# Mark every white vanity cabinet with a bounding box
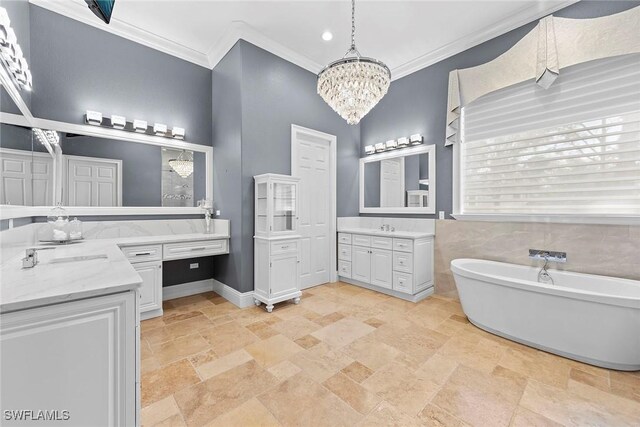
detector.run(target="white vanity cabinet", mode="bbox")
[121,244,164,320]
[254,174,302,312]
[0,291,138,426]
[338,231,434,302]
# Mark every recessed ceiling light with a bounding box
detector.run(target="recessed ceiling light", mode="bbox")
[322,31,333,41]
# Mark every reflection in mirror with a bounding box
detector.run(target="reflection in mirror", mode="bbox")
[0,123,206,207]
[0,122,52,206]
[363,152,430,208]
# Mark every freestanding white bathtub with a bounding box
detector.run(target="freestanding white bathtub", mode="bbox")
[451,259,640,371]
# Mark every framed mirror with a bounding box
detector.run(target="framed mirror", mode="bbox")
[0,113,212,219]
[359,144,436,214]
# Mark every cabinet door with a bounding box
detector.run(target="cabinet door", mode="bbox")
[1,292,137,426]
[134,261,162,314]
[271,181,297,234]
[351,246,371,283]
[370,249,393,289]
[270,253,299,298]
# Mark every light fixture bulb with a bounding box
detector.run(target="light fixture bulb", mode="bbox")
[172,127,185,139]
[364,145,375,155]
[86,110,103,126]
[154,123,167,136]
[111,115,126,130]
[133,119,147,133]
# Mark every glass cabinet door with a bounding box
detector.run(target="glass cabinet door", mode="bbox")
[256,182,268,234]
[272,182,296,232]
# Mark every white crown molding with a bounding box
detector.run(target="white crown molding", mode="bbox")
[390,0,580,80]
[28,0,579,80]
[205,21,323,73]
[29,0,211,68]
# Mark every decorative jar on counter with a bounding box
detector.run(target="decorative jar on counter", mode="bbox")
[47,204,69,242]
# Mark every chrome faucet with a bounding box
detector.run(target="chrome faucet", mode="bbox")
[379,224,395,232]
[529,249,567,285]
[22,247,55,268]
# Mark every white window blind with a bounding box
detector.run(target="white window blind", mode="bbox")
[460,54,640,215]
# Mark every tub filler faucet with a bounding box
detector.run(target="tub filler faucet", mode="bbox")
[529,249,567,285]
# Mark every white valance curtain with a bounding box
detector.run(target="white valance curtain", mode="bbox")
[446,6,640,146]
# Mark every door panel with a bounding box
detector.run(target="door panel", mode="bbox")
[293,128,334,288]
[380,157,405,207]
[270,253,299,297]
[67,157,120,207]
[351,246,371,283]
[371,249,393,289]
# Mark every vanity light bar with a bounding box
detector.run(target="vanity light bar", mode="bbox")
[366,134,424,155]
[133,119,147,133]
[409,134,423,145]
[83,110,186,139]
[111,115,126,130]
[0,7,33,91]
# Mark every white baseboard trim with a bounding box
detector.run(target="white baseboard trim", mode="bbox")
[163,279,215,301]
[339,276,434,303]
[211,279,255,308]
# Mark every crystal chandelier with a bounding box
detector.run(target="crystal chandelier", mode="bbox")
[317,0,391,125]
[168,150,194,178]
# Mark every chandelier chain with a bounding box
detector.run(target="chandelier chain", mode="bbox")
[351,0,356,50]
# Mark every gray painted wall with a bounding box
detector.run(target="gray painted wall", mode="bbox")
[212,40,361,293]
[0,0,31,110]
[28,4,212,147]
[211,43,244,292]
[1,87,22,115]
[359,0,640,219]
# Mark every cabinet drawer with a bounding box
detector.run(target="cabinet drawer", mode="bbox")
[352,234,372,247]
[338,260,352,278]
[121,244,163,263]
[338,233,352,244]
[163,239,228,260]
[393,238,413,253]
[270,240,298,255]
[393,251,413,273]
[371,236,392,250]
[393,271,413,294]
[338,244,352,261]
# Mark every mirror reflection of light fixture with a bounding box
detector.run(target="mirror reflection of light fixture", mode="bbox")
[0,7,32,91]
[86,110,102,125]
[154,123,167,136]
[364,145,375,155]
[33,128,59,147]
[410,134,423,145]
[374,142,386,152]
[111,115,126,129]
[168,150,194,178]
[385,139,397,150]
[133,119,147,132]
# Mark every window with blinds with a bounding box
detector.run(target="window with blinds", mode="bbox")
[459,53,640,216]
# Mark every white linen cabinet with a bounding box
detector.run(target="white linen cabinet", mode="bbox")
[254,173,302,312]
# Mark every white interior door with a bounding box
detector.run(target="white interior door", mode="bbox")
[292,125,336,289]
[0,149,53,206]
[380,157,405,207]
[66,156,122,207]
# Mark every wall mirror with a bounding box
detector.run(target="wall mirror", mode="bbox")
[360,144,436,214]
[0,122,207,208]
[0,113,212,219]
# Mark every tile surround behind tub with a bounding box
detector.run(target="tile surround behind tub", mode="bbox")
[434,220,640,296]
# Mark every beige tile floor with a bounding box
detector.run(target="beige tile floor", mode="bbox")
[140,282,640,427]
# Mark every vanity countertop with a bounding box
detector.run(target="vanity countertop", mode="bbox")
[0,232,230,314]
[337,227,434,239]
